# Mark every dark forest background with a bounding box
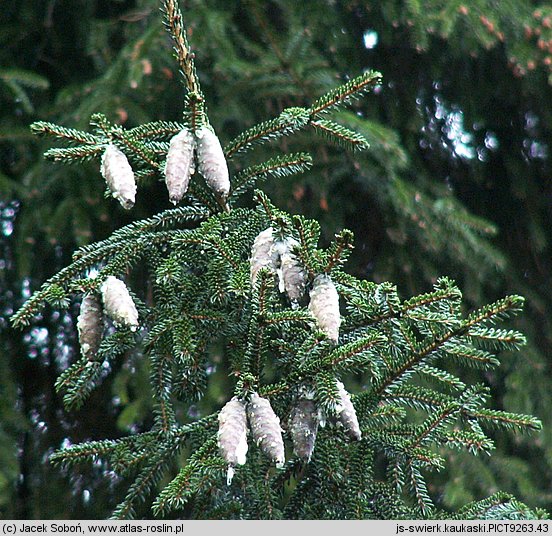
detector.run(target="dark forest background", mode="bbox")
[1,0,551,519]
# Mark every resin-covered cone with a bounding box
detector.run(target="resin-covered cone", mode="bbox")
[100,144,136,209]
[164,128,195,205]
[336,381,361,441]
[100,276,139,331]
[247,393,285,468]
[308,274,341,343]
[196,126,230,200]
[77,293,103,361]
[289,398,319,462]
[250,227,278,286]
[218,397,248,484]
[276,237,307,303]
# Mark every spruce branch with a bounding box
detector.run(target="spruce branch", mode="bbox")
[443,342,500,369]
[44,145,104,164]
[231,153,313,198]
[443,430,495,455]
[415,365,466,392]
[464,409,542,433]
[309,71,382,117]
[55,358,104,411]
[311,119,370,151]
[324,229,355,273]
[162,0,205,128]
[408,403,460,449]
[312,333,382,372]
[111,129,161,170]
[407,461,434,516]
[127,121,184,140]
[111,439,182,520]
[381,385,456,414]
[72,204,208,260]
[12,0,545,519]
[152,438,219,517]
[224,107,311,158]
[242,269,273,379]
[30,121,101,144]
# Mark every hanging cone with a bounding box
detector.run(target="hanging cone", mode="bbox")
[164,128,195,205]
[247,393,285,468]
[276,237,307,303]
[336,380,362,441]
[100,276,139,331]
[196,126,230,201]
[250,227,278,286]
[308,274,341,343]
[77,293,103,361]
[218,397,248,484]
[289,398,319,462]
[100,144,136,210]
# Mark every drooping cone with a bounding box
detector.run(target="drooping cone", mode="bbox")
[308,274,341,343]
[289,398,319,462]
[250,227,278,286]
[336,380,362,441]
[77,293,103,361]
[164,128,195,205]
[218,397,248,484]
[276,237,307,303]
[100,144,136,210]
[100,276,139,331]
[196,126,230,201]
[247,393,285,468]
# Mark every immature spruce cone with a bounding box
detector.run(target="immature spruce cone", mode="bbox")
[218,397,248,484]
[308,274,341,343]
[250,227,277,286]
[77,293,103,361]
[100,276,139,331]
[196,126,230,200]
[289,398,319,462]
[336,380,362,441]
[164,128,195,205]
[247,393,285,468]
[276,237,307,303]
[100,144,136,210]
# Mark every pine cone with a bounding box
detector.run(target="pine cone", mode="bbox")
[289,398,319,462]
[100,144,136,210]
[164,128,195,205]
[336,380,362,441]
[100,276,139,331]
[196,126,230,200]
[247,393,285,468]
[308,274,341,343]
[250,227,278,286]
[218,397,248,484]
[77,293,103,361]
[276,237,306,303]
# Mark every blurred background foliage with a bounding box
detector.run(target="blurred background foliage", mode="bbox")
[1,0,551,519]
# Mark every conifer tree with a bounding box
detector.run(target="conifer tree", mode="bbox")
[9,0,549,520]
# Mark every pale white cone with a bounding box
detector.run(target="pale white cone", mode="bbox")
[218,397,248,484]
[308,274,341,343]
[250,227,278,286]
[247,393,285,468]
[100,276,139,331]
[336,380,362,441]
[100,144,136,210]
[164,128,195,205]
[196,126,230,200]
[276,237,306,303]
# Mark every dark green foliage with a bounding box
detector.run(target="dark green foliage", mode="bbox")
[10,1,547,520]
